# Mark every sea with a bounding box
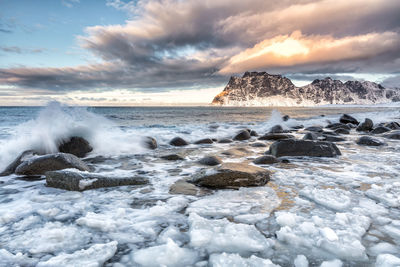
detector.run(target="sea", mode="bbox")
[0,102,400,266]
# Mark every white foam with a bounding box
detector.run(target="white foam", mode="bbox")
[209,253,280,267]
[375,254,400,267]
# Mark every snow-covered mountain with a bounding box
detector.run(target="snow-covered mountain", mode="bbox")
[212,72,400,106]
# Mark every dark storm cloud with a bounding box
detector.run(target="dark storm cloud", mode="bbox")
[1,0,400,93]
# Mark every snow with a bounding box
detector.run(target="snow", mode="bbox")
[209,253,280,267]
[299,187,351,211]
[78,178,98,190]
[375,254,400,267]
[37,241,118,267]
[319,259,342,267]
[0,249,38,267]
[294,255,308,267]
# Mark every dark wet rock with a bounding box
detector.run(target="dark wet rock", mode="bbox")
[258,133,294,141]
[268,139,341,157]
[194,138,214,144]
[0,150,40,176]
[305,126,323,132]
[356,118,374,132]
[322,131,339,136]
[291,125,304,130]
[282,115,290,121]
[253,155,279,165]
[170,137,189,146]
[250,142,267,147]
[143,137,158,149]
[383,130,400,140]
[249,130,258,137]
[16,175,44,181]
[323,135,346,142]
[303,132,319,140]
[334,128,350,135]
[371,126,392,134]
[191,163,270,189]
[326,123,349,130]
[14,153,90,176]
[280,159,291,163]
[356,136,385,146]
[217,138,233,144]
[198,156,222,166]
[347,123,358,128]
[383,122,400,130]
[169,179,210,196]
[340,114,359,125]
[160,154,185,161]
[233,130,251,141]
[58,137,93,158]
[46,170,148,191]
[83,155,111,164]
[269,125,284,133]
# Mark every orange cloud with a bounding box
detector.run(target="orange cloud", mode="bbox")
[219,31,400,74]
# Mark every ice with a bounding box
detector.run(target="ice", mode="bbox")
[188,213,273,255]
[319,259,342,267]
[321,227,338,242]
[132,239,199,267]
[294,255,309,267]
[209,253,280,267]
[368,242,399,256]
[376,254,400,267]
[276,212,298,227]
[299,187,351,211]
[37,241,118,267]
[0,249,38,267]
[365,183,400,207]
[79,178,98,190]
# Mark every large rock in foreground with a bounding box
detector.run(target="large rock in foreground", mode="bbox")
[0,150,40,176]
[268,139,341,157]
[58,136,93,157]
[15,153,90,175]
[191,163,270,189]
[46,170,148,191]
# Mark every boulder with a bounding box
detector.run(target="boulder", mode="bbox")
[160,154,185,161]
[0,150,40,176]
[339,114,359,125]
[15,153,90,175]
[249,130,258,137]
[58,137,93,158]
[233,130,251,141]
[268,139,341,157]
[194,138,214,144]
[253,155,279,165]
[282,115,290,121]
[305,126,323,132]
[169,137,189,146]
[356,136,385,146]
[371,126,391,134]
[46,170,148,191]
[198,156,222,166]
[326,123,348,129]
[334,128,350,135]
[291,125,304,130]
[191,163,270,189]
[169,179,210,196]
[383,130,400,140]
[323,135,346,142]
[269,125,284,133]
[144,137,158,149]
[356,118,374,132]
[217,138,233,143]
[383,122,400,130]
[250,142,267,147]
[258,133,294,140]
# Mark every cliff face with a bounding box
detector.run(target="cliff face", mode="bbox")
[212,72,400,106]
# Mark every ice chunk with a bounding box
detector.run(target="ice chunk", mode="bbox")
[376,254,400,267]
[321,227,339,242]
[188,213,272,255]
[276,212,297,227]
[132,239,199,267]
[37,241,117,267]
[368,242,399,256]
[365,183,400,208]
[320,259,342,267]
[299,187,351,211]
[209,253,280,267]
[294,255,308,267]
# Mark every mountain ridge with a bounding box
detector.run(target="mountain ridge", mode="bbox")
[212,72,400,106]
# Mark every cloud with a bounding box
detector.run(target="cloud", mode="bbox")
[1,0,400,94]
[0,46,45,54]
[61,0,80,8]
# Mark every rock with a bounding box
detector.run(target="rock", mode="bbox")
[198,156,222,166]
[169,179,210,196]
[339,114,359,125]
[46,170,148,191]
[191,163,270,189]
[233,130,251,141]
[268,139,341,157]
[143,137,158,149]
[221,148,250,157]
[356,136,385,146]
[303,132,319,140]
[249,130,258,137]
[194,138,214,144]
[383,122,400,130]
[0,150,40,176]
[356,118,374,132]
[217,138,233,143]
[323,135,346,142]
[253,155,279,165]
[258,133,294,140]
[322,131,339,136]
[305,126,323,132]
[326,123,349,130]
[334,128,350,135]
[383,130,400,140]
[282,115,290,121]
[269,125,284,133]
[160,154,185,161]
[169,137,189,146]
[250,142,267,147]
[371,126,391,134]
[291,125,304,130]
[15,153,90,175]
[58,137,93,158]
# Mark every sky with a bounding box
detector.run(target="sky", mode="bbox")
[0,0,399,106]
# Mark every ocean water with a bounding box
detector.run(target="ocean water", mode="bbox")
[0,102,400,266]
